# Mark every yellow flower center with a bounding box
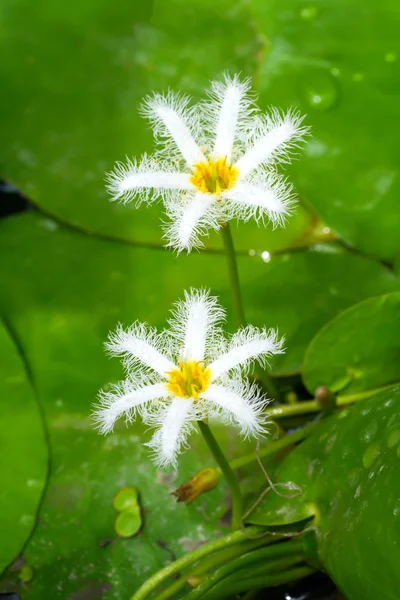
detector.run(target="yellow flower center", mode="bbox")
[166,360,211,399]
[190,157,239,196]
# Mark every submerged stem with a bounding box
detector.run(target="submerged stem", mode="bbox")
[185,540,305,599]
[131,526,264,600]
[220,223,280,401]
[198,420,242,530]
[155,536,273,600]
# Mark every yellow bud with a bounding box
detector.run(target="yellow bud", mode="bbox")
[172,468,220,504]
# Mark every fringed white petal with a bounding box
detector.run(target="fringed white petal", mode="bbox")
[222,174,295,228]
[164,192,220,252]
[146,398,195,468]
[235,110,308,177]
[106,154,194,205]
[202,382,267,437]
[168,289,226,362]
[211,75,252,161]
[106,323,176,377]
[209,326,284,380]
[142,92,205,167]
[94,382,168,434]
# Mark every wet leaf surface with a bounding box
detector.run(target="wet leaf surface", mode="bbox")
[302,292,400,395]
[0,322,48,574]
[247,388,400,600]
[253,0,400,261]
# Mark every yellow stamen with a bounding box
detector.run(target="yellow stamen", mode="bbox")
[190,156,239,197]
[166,360,211,399]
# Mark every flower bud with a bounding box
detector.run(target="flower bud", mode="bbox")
[172,468,220,504]
[315,386,336,414]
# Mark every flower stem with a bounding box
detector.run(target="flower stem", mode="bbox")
[130,526,264,600]
[220,223,280,401]
[198,420,243,530]
[184,540,304,599]
[220,223,246,327]
[193,565,315,600]
[155,536,272,600]
[265,382,396,420]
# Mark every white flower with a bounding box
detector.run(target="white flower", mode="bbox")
[94,289,284,468]
[107,74,308,252]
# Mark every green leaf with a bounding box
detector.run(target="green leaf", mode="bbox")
[252,0,400,261]
[112,486,139,512]
[115,505,142,538]
[246,388,400,600]
[240,247,400,374]
[0,320,48,574]
[302,292,400,395]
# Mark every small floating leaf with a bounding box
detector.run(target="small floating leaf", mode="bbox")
[18,565,33,583]
[112,487,139,512]
[115,506,142,539]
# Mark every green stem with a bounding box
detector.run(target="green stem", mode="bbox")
[155,536,273,600]
[220,222,280,401]
[131,526,264,600]
[227,420,319,472]
[198,420,242,530]
[220,223,246,327]
[185,540,304,600]
[265,382,396,420]
[195,566,315,600]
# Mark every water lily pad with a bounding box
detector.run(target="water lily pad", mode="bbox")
[302,292,400,395]
[115,506,142,538]
[112,487,139,512]
[0,321,48,574]
[246,387,400,600]
[253,0,400,261]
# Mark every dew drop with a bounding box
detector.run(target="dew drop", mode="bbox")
[385,51,397,63]
[348,468,361,488]
[352,72,365,83]
[393,499,400,517]
[331,67,341,77]
[261,250,271,263]
[387,429,400,449]
[361,421,378,443]
[362,442,380,469]
[302,73,338,111]
[300,4,318,19]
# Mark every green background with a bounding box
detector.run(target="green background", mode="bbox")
[1,0,399,596]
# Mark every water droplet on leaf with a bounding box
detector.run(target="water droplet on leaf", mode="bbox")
[385,51,397,63]
[261,250,271,263]
[362,442,380,469]
[352,72,365,82]
[300,4,318,19]
[387,429,400,449]
[302,73,338,111]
